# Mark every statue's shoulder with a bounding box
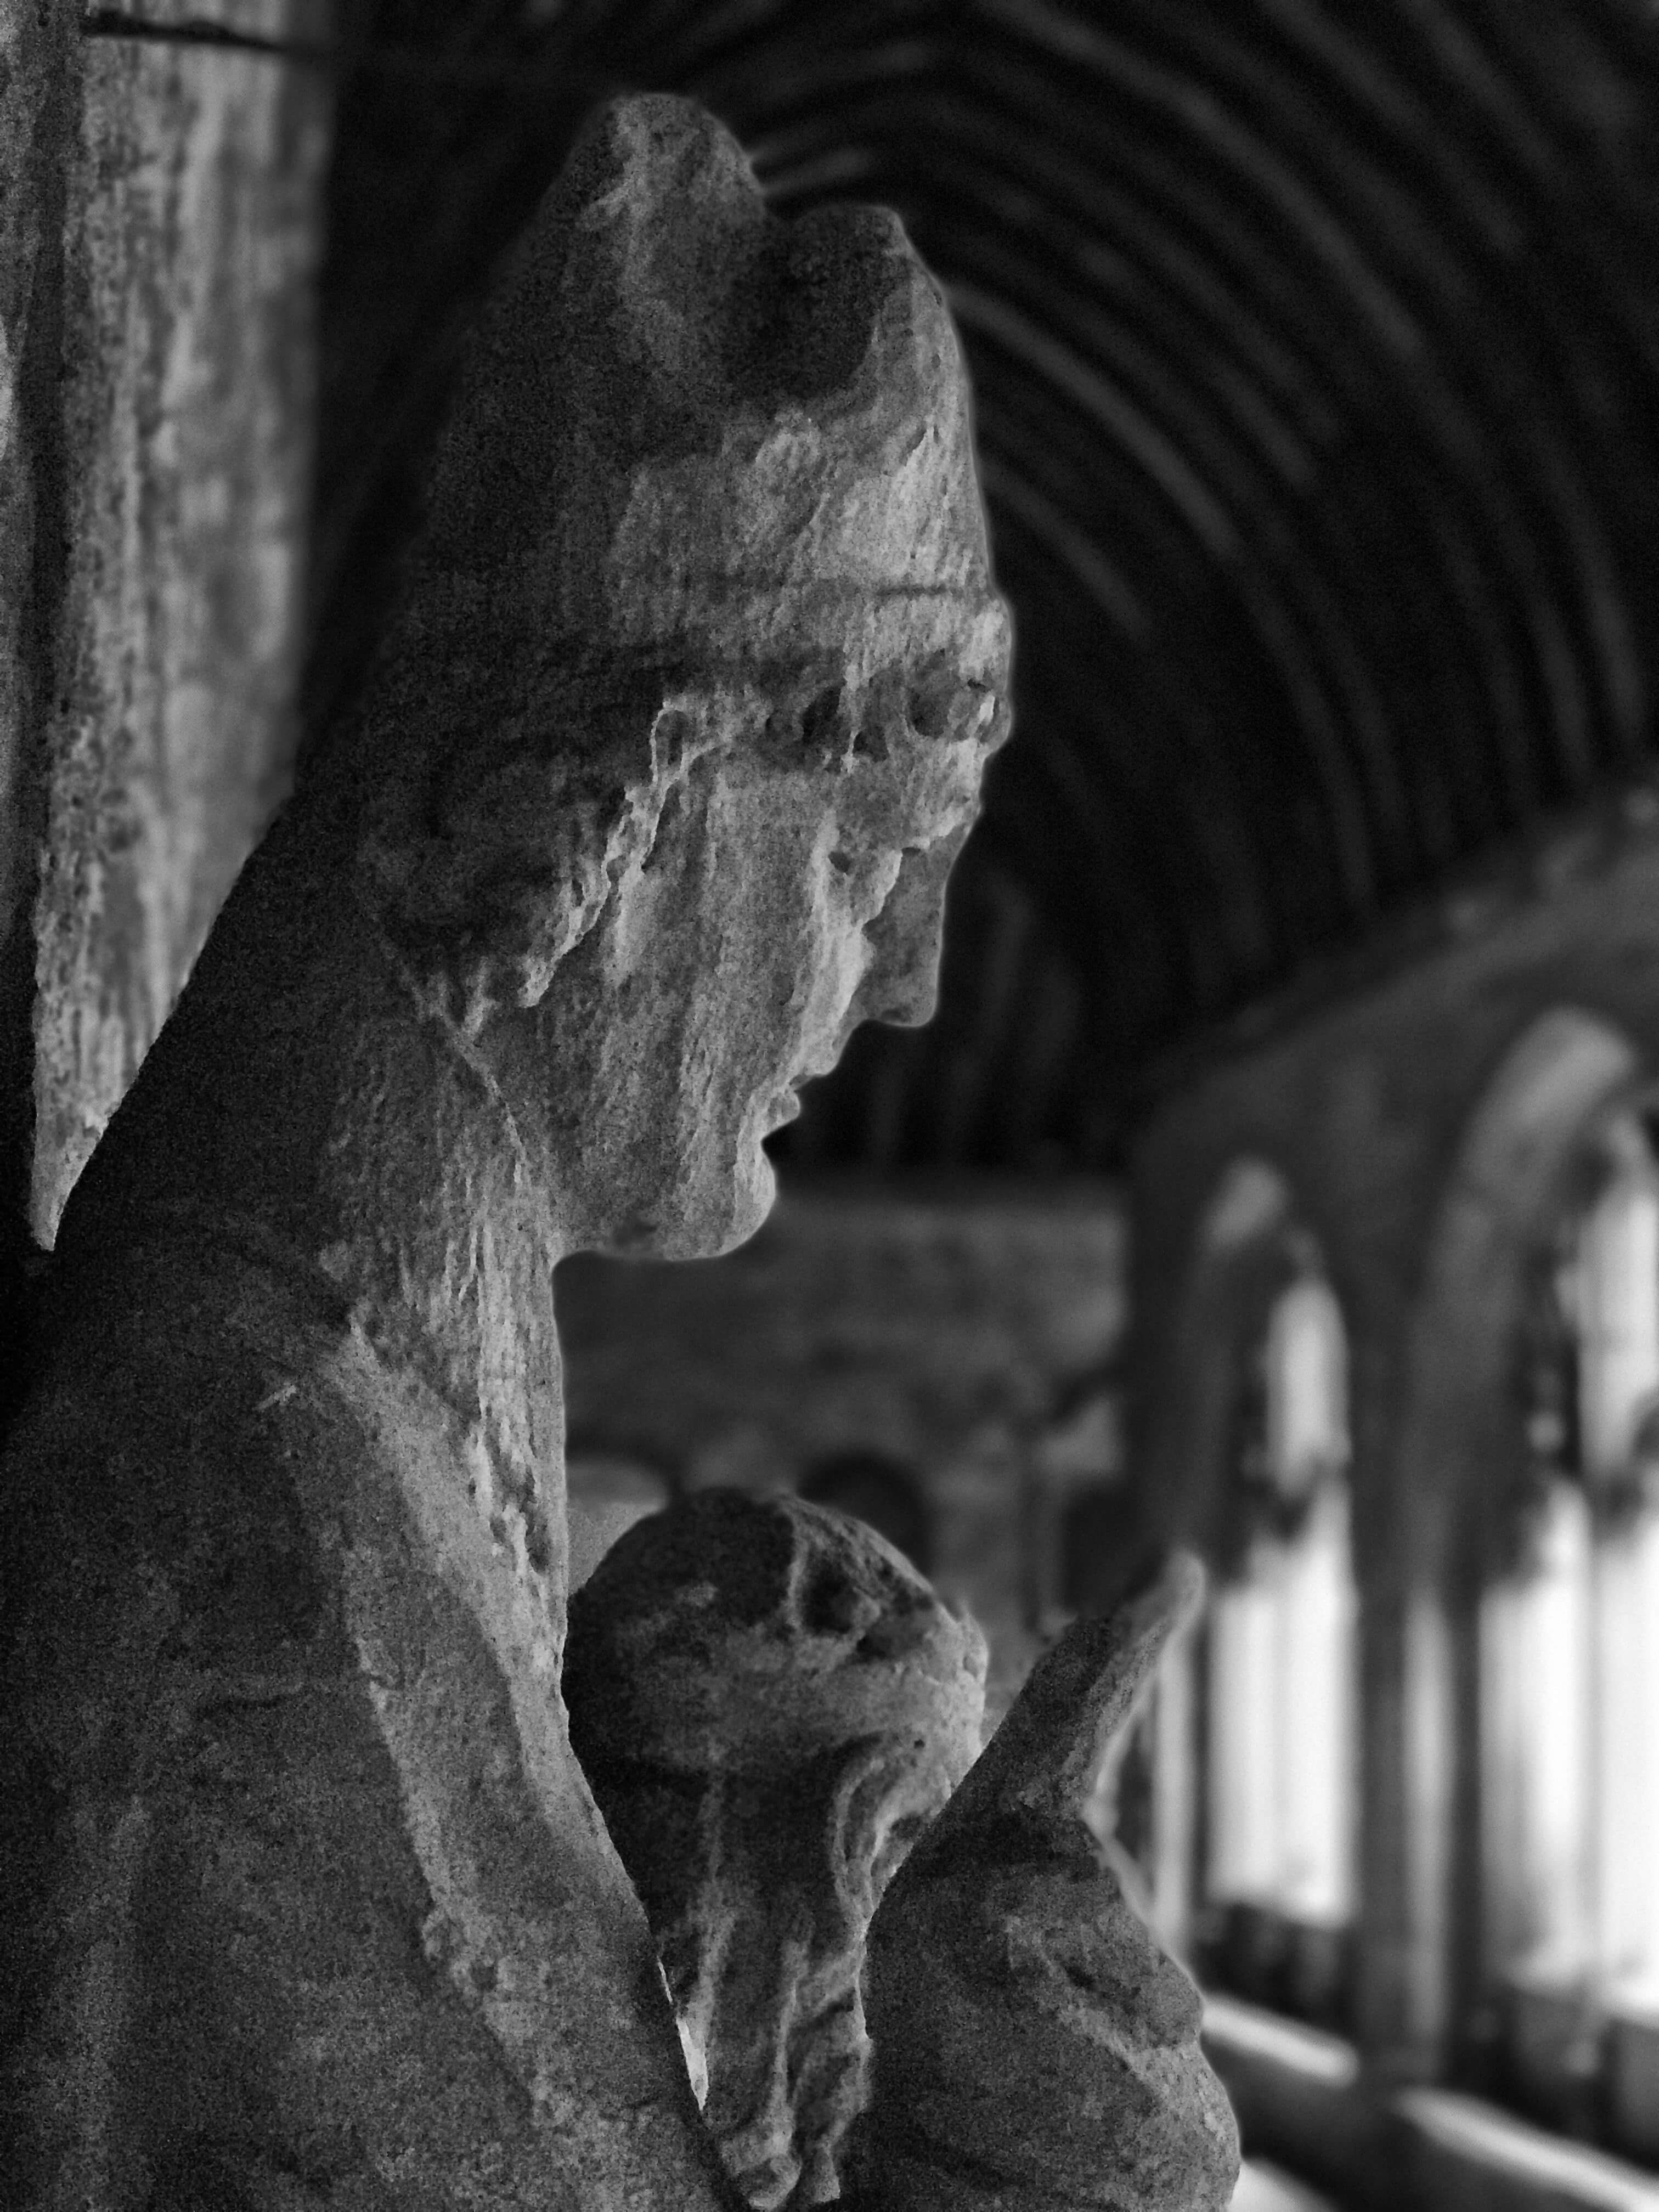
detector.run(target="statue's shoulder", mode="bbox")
[0,1230,373,1623]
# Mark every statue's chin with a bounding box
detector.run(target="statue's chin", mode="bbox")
[707,1139,778,1258]
[609,1137,776,1264]
[740,1139,780,1232]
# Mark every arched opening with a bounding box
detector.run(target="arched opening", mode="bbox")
[1197,1253,1359,2034]
[1480,1101,1659,2157]
[1111,1158,1361,2024]
[1392,1005,1658,2129]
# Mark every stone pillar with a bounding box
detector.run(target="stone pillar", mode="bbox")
[1350,1282,1455,2084]
[30,0,332,1239]
[0,0,73,1235]
[1353,1576,1457,2082]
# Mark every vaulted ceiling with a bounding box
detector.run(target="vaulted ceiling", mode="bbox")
[308,0,1659,1170]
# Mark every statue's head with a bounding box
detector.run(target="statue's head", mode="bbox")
[326,94,1012,1259]
[563,1488,987,2209]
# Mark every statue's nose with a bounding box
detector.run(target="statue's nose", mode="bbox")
[854,837,963,1032]
[859,945,941,1031]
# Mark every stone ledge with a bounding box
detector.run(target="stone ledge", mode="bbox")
[1203,1995,1376,2203]
[1392,2090,1659,2212]
[1232,2160,1340,2212]
[1202,1994,1659,2212]
[1205,1995,1363,2089]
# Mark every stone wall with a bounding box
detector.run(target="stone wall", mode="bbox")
[0,0,72,1238]
[556,1179,1127,1723]
[28,2,332,1239]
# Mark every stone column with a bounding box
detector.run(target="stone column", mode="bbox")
[30,0,332,1239]
[0,0,73,1236]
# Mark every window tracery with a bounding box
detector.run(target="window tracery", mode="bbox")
[1484,1108,1659,2155]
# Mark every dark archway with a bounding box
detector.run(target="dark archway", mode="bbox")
[798,1449,935,1577]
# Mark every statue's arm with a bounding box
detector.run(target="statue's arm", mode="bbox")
[856,1554,1242,2212]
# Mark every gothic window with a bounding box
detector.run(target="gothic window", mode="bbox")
[1197,1263,1359,2032]
[1483,1111,1659,2157]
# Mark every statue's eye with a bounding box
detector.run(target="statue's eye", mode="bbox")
[905,669,956,740]
[964,681,1003,740]
[651,706,693,772]
[763,680,850,762]
[799,685,844,751]
[800,1559,861,1635]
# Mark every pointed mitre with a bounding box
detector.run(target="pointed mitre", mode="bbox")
[400,92,1009,691]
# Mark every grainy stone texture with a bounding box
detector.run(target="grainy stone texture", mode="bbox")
[566,1490,988,2209]
[0,93,1015,2209]
[857,1553,1240,2212]
[30,30,331,1239]
[0,0,72,1230]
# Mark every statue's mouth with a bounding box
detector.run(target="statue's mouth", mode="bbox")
[761,1087,804,1133]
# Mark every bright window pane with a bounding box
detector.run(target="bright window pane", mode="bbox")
[1206,1270,1357,1939]
[1209,1572,1283,1904]
[1277,1484,1357,1925]
[1481,1483,1593,1980]
[1598,1513,1659,2001]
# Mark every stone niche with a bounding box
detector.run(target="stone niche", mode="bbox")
[557,1178,1128,1722]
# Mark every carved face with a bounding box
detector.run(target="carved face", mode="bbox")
[615,1737,971,2210]
[563,1490,989,2208]
[483,628,1008,1260]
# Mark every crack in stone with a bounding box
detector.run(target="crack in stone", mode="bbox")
[78,8,334,63]
[76,10,618,94]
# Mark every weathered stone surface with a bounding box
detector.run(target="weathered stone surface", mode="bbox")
[2,92,1011,2209]
[566,1489,988,2208]
[858,1553,1241,2212]
[30,36,331,1239]
[0,0,72,1228]
[328,91,1012,1260]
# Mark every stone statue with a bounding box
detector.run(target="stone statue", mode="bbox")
[0,89,1237,2212]
[564,1489,988,2210]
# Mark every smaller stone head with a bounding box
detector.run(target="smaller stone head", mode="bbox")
[563,1489,988,2209]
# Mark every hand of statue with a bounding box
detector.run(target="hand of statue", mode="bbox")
[854,1553,1240,2212]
